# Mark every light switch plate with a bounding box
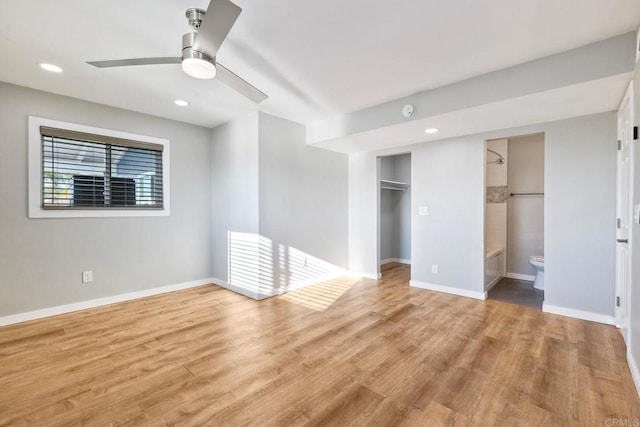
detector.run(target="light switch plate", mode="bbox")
[635,205,640,223]
[82,270,93,283]
[418,206,428,216]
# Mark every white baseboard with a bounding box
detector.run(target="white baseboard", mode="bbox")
[410,280,487,300]
[542,303,615,325]
[628,352,640,398]
[210,278,262,300]
[347,271,381,280]
[0,278,214,327]
[507,272,535,281]
[213,270,370,301]
[380,258,411,265]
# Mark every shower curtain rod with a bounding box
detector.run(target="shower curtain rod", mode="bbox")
[486,149,505,164]
[509,192,544,196]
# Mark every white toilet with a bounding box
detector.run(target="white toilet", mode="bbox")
[529,255,544,290]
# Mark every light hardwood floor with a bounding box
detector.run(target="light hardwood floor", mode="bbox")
[0,263,638,426]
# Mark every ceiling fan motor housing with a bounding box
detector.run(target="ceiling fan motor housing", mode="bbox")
[182,8,215,70]
[181,31,217,79]
[182,32,215,64]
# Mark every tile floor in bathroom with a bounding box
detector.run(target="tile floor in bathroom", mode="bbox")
[488,277,544,309]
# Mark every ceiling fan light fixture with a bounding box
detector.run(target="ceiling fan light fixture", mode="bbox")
[181,56,216,80]
[181,34,216,79]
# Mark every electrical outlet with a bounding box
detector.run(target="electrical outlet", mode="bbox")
[82,270,93,283]
[418,206,428,216]
[431,264,439,274]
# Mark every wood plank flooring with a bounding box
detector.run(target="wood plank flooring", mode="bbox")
[0,263,638,426]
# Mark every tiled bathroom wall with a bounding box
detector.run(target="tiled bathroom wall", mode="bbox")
[485,138,508,251]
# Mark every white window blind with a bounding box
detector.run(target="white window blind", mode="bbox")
[41,126,164,209]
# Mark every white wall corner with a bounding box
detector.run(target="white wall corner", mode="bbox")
[213,270,356,301]
[347,271,382,280]
[410,280,487,300]
[628,352,640,398]
[542,303,615,325]
[0,278,214,327]
[210,278,262,300]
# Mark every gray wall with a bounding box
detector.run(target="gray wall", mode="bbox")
[349,150,378,275]
[380,154,411,262]
[210,112,349,298]
[258,112,348,294]
[349,112,616,315]
[485,139,508,252]
[544,113,616,315]
[0,82,212,316]
[380,190,394,260]
[210,113,260,294]
[507,134,545,276]
[411,138,486,290]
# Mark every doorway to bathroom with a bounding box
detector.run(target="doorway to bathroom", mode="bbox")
[485,134,545,309]
[378,153,411,277]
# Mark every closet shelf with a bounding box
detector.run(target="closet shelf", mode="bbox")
[380,179,409,191]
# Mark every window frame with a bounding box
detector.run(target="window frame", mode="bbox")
[28,116,170,218]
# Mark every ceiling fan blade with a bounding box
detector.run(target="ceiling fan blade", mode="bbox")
[87,57,182,68]
[216,62,268,103]
[193,0,241,59]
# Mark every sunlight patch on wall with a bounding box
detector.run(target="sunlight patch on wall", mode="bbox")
[277,245,342,293]
[227,231,345,298]
[228,231,269,296]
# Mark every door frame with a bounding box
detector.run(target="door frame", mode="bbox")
[615,80,635,343]
[376,153,412,277]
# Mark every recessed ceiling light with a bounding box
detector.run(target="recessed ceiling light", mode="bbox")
[425,128,439,134]
[174,100,189,107]
[39,63,63,73]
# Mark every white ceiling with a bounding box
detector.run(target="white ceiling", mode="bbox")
[312,73,633,153]
[0,1,638,128]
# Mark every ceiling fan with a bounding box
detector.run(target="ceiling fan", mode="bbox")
[87,0,267,103]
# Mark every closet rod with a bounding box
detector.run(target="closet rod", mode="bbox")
[509,192,544,196]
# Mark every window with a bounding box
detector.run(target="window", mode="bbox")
[29,117,170,218]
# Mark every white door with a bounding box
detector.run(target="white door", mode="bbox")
[615,82,634,343]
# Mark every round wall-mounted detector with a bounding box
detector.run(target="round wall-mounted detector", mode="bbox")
[402,104,415,119]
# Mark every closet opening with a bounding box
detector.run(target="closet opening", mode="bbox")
[377,153,411,277]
